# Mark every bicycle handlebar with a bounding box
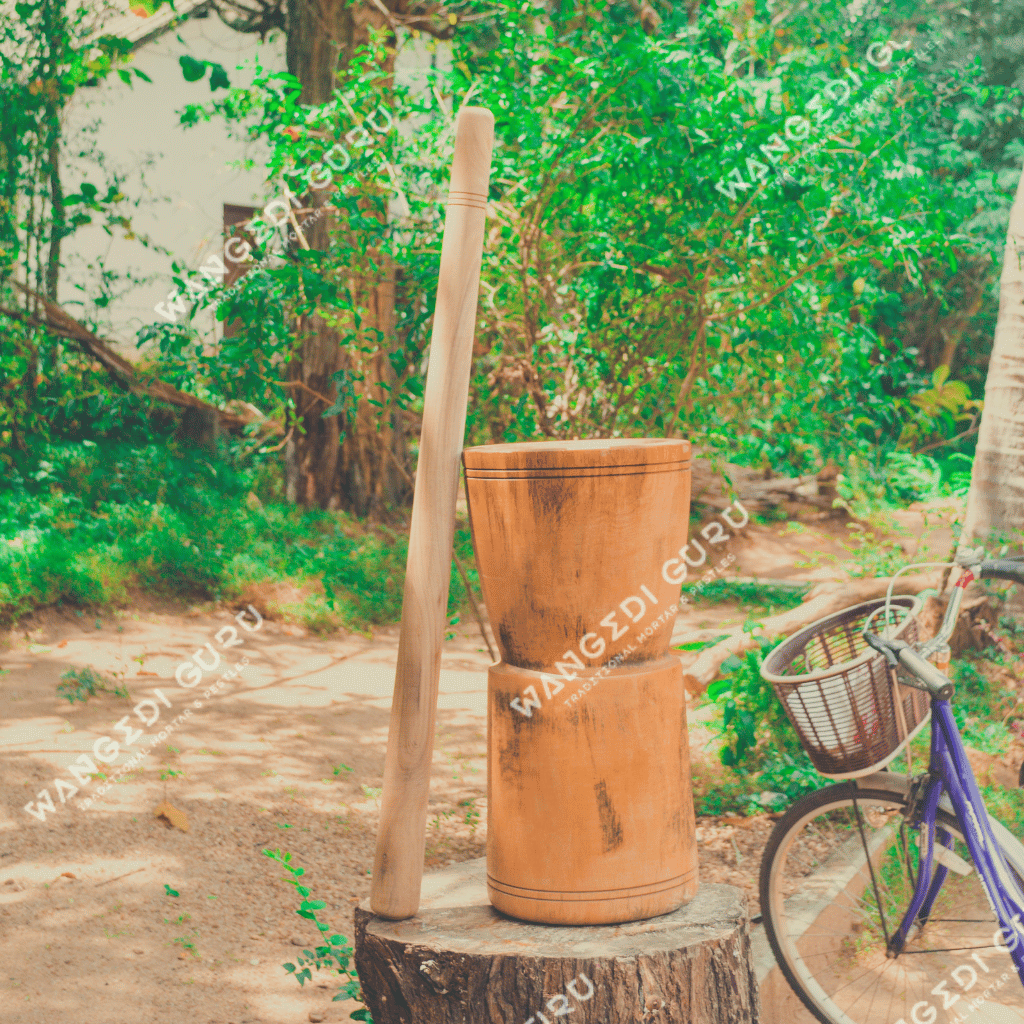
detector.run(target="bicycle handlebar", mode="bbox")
[979,559,1024,586]
[917,557,1024,655]
[862,553,1022,694]
[863,632,955,700]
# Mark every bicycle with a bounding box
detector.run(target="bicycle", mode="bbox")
[758,551,1024,1024]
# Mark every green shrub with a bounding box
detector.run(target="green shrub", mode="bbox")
[700,634,824,815]
[0,440,469,631]
[57,666,129,703]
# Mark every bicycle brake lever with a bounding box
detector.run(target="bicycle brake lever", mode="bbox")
[863,631,906,669]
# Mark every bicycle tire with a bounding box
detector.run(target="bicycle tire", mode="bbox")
[759,783,1024,1024]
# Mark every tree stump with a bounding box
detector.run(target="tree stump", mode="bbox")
[355,857,760,1024]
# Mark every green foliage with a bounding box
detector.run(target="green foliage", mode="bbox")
[681,578,810,610]
[1,0,164,467]
[177,55,230,91]
[263,849,372,1021]
[447,0,1009,468]
[0,439,478,629]
[6,0,1024,644]
[702,633,823,814]
[833,449,964,516]
[56,666,129,703]
[709,636,802,767]
[150,39,433,470]
[751,756,826,813]
[139,0,1017,493]
[897,365,981,451]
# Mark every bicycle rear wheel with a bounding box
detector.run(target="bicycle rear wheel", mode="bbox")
[760,783,1024,1024]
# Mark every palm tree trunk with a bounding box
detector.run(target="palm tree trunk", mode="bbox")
[962,162,1024,548]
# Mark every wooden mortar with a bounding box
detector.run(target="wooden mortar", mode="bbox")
[462,438,696,925]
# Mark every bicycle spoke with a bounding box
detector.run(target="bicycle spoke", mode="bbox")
[761,786,1024,1024]
[852,796,892,948]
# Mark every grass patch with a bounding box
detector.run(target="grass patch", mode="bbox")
[980,785,1024,838]
[57,666,130,703]
[682,578,810,611]
[0,440,477,632]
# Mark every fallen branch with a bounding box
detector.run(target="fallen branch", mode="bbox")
[94,867,146,887]
[689,458,839,511]
[3,281,276,437]
[679,573,941,695]
[734,474,835,509]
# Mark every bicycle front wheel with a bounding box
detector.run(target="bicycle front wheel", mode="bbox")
[760,783,1024,1024]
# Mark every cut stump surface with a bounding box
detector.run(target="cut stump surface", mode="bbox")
[355,857,760,1024]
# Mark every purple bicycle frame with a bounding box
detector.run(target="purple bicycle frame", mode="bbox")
[887,698,1024,987]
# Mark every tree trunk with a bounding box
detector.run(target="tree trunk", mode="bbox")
[284,0,408,516]
[286,312,345,506]
[286,0,351,106]
[354,858,761,1024]
[44,120,65,384]
[45,134,63,304]
[962,162,1024,547]
[336,261,410,514]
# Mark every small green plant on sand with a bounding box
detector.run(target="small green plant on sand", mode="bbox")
[161,887,199,959]
[173,929,200,959]
[425,808,457,860]
[263,848,372,1021]
[57,666,129,703]
[460,797,481,836]
[159,768,185,800]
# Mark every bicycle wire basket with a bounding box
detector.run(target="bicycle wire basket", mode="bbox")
[759,595,928,778]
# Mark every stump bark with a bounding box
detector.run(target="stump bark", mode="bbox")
[355,857,760,1024]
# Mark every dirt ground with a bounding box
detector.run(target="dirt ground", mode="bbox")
[0,499,965,1023]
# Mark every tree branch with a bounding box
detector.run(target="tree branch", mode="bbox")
[2,281,275,436]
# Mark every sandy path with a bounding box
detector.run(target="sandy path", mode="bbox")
[0,501,956,1022]
[0,609,492,1024]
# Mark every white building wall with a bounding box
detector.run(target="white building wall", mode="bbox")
[62,8,285,350]
[62,9,447,355]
